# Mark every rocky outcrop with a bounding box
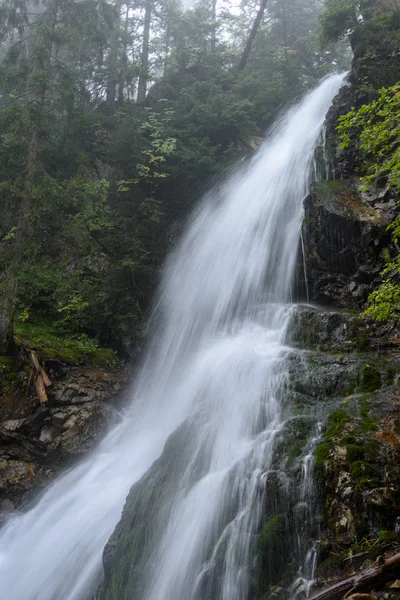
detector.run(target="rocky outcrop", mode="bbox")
[0,360,129,515]
[288,306,400,598]
[300,8,400,311]
[302,180,395,308]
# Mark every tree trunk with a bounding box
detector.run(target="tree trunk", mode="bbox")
[281,0,289,66]
[106,1,124,113]
[137,0,152,104]
[0,287,15,355]
[211,0,217,52]
[236,0,269,73]
[118,5,130,104]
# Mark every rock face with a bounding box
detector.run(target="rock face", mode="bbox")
[302,180,394,308]
[300,11,400,312]
[0,361,129,515]
[95,306,400,600]
[288,307,400,597]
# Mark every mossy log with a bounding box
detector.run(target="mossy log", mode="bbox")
[309,553,400,600]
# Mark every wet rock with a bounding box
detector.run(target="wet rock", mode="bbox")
[288,305,400,353]
[0,363,129,507]
[49,366,124,404]
[47,401,114,455]
[302,180,393,308]
[0,459,37,497]
[315,385,400,580]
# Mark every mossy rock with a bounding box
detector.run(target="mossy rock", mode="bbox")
[325,408,349,439]
[358,366,381,393]
[257,514,290,590]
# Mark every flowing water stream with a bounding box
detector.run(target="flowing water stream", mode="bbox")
[0,73,345,600]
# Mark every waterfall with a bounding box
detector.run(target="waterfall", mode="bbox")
[0,73,345,600]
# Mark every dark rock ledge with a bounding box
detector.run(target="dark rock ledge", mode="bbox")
[0,360,130,521]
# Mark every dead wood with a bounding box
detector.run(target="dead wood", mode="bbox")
[309,553,400,600]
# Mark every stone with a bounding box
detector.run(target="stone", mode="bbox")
[0,362,129,506]
[302,180,393,308]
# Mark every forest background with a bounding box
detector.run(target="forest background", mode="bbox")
[0,0,396,356]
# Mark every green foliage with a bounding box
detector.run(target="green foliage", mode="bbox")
[319,0,358,45]
[350,529,398,557]
[338,83,400,321]
[358,365,382,392]
[0,0,348,353]
[14,320,117,366]
[314,442,330,465]
[258,514,285,547]
[319,0,400,51]
[337,84,400,190]
[363,281,400,320]
[325,408,349,438]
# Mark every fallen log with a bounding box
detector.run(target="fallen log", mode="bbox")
[34,373,48,405]
[40,366,52,388]
[30,349,41,371]
[309,553,400,600]
[27,349,52,404]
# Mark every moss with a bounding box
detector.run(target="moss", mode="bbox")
[258,514,285,547]
[257,514,288,588]
[349,319,359,339]
[351,529,399,558]
[325,408,349,439]
[350,460,379,486]
[313,179,346,194]
[315,442,331,481]
[346,444,365,462]
[375,529,398,547]
[348,320,369,352]
[14,321,118,366]
[358,366,381,393]
[381,247,391,263]
[315,442,330,465]
[386,367,396,386]
[360,418,379,433]
[365,439,380,457]
[342,435,356,444]
[286,439,307,467]
[356,335,370,353]
[358,397,379,432]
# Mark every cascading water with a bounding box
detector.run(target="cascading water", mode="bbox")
[0,73,345,600]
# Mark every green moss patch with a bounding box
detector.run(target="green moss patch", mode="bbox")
[315,442,330,465]
[358,366,382,393]
[346,444,365,462]
[258,514,285,548]
[325,409,349,439]
[350,461,379,486]
[14,321,118,367]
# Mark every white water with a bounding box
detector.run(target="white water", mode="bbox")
[0,73,344,600]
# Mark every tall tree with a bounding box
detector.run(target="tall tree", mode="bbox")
[0,0,60,353]
[137,0,152,103]
[210,0,217,52]
[237,0,269,73]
